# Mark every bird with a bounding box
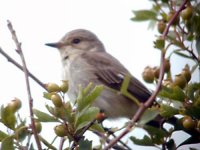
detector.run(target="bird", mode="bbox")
[45,29,152,119]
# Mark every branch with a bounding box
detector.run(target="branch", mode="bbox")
[94,131,129,150]
[7,20,42,150]
[59,138,65,150]
[103,0,189,149]
[0,47,47,91]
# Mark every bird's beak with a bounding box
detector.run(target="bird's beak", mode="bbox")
[45,42,61,48]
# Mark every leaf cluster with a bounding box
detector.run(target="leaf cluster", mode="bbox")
[131,0,200,149]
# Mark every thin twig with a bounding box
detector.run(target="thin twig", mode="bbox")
[0,47,47,91]
[7,20,42,150]
[103,0,189,149]
[59,138,65,150]
[77,119,96,138]
[94,131,129,150]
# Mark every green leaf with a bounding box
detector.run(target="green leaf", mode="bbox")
[77,85,103,112]
[43,92,56,100]
[33,109,58,122]
[144,125,168,144]
[184,105,200,119]
[90,122,105,133]
[187,83,200,101]
[14,126,28,142]
[1,136,14,150]
[154,38,165,49]
[159,86,185,101]
[0,130,9,141]
[160,104,179,118]
[191,63,199,74]
[53,103,73,123]
[45,104,55,116]
[79,139,92,150]
[1,105,16,129]
[39,135,57,150]
[130,135,154,146]
[196,36,200,55]
[75,107,99,132]
[148,20,157,30]
[174,51,194,60]
[139,109,159,125]
[131,10,157,21]
[83,82,93,95]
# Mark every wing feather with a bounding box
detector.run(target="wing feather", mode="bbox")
[81,51,151,102]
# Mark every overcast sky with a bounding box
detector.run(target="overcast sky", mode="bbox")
[0,0,198,149]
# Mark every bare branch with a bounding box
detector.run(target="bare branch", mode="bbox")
[7,20,42,150]
[0,47,47,91]
[59,138,65,150]
[104,0,189,149]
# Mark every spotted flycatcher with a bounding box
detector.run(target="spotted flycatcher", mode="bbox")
[46,29,152,119]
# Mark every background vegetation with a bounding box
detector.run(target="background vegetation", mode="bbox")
[0,0,200,149]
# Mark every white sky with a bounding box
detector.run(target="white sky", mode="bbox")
[0,0,199,149]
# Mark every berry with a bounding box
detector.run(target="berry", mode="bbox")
[164,59,170,73]
[142,66,155,83]
[157,21,166,34]
[51,94,63,107]
[153,66,160,79]
[7,98,22,113]
[181,65,191,82]
[173,74,187,89]
[46,83,60,93]
[54,124,68,137]
[182,116,196,130]
[96,112,106,121]
[35,121,42,133]
[60,80,69,93]
[181,6,193,20]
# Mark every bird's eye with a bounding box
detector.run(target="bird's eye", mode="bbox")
[72,38,81,44]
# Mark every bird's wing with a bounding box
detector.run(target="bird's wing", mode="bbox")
[81,51,151,102]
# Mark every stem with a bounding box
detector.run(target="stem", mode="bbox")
[59,138,65,150]
[103,0,189,149]
[7,20,42,150]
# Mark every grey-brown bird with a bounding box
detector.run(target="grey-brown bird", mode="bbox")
[46,29,152,119]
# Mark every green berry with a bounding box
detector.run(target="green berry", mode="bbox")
[51,94,63,107]
[7,98,22,113]
[142,66,155,83]
[181,6,193,20]
[35,121,42,133]
[46,83,60,93]
[181,65,191,82]
[60,80,69,93]
[173,74,187,89]
[54,124,68,137]
[157,21,166,34]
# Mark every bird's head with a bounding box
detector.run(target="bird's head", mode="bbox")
[46,29,105,56]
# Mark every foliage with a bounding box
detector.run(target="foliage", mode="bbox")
[0,0,200,149]
[0,83,104,149]
[131,0,200,149]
